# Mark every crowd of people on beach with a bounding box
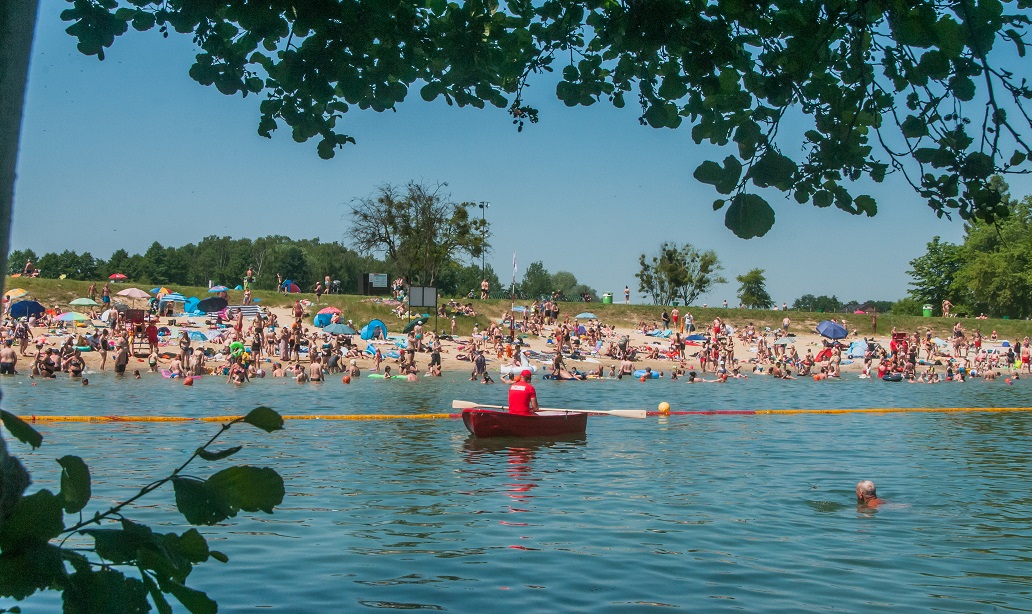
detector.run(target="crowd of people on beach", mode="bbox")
[2,273,1029,388]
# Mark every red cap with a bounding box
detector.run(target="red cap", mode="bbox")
[520,369,532,378]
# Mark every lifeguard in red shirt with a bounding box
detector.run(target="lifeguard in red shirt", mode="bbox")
[508,369,539,415]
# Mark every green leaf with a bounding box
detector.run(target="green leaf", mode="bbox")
[162,578,217,614]
[172,477,231,526]
[724,194,775,239]
[0,543,65,600]
[854,195,878,217]
[242,406,283,432]
[1010,151,1027,166]
[813,190,833,208]
[901,115,929,138]
[197,446,242,462]
[0,490,64,550]
[175,529,210,564]
[962,152,994,178]
[63,569,150,614]
[210,550,229,563]
[0,410,42,449]
[1007,28,1026,57]
[428,0,446,16]
[83,528,139,564]
[747,152,795,189]
[141,572,174,614]
[950,75,975,102]
[207,466,285,514]
[57,455,92,514]
[712,199,725,211]
[693,156,742,195]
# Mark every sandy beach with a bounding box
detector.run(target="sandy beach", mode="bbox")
[7,299,993,383]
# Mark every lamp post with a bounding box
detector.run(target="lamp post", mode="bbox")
[478,201,490,279]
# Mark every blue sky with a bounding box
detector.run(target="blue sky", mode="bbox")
[13,2,1030,305]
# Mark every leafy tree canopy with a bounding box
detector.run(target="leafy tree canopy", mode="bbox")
[637,241,724,306]
[736,268,773,309]
[906,235,964,306]
[347,181,487,287]
[61,0,1032,238]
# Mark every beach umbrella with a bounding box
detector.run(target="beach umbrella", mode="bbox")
[323,323,358,336]
[162,293,187,303]
[576,312,597,319]
[208,285,228,293]
[70,297,99,307]
[4,288,26,299]
[112,302,129,313]
[117,287,151,300]
[10,300,45,319]
[403,315,430,333]
[318,306,342,315]
[773,336,796,346]
[109,273,127,280]
[816,320,848,340]
[55,312,90,323]
[151,286,172,295]
[196,297,228,313]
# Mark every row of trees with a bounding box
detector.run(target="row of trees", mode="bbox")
[906,182,1032,318]
[635,242,899,312]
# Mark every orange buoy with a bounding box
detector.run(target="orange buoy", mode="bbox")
[639,375,647,382]
[342,375,351,384]
[183,376,194,386]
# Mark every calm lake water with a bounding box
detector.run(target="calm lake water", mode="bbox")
[4,373,1032,612]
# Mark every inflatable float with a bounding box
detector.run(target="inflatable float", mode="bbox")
[881,373,903,382]
[499,350,538,375]
[366,374,407,379]
[633,369,661,379]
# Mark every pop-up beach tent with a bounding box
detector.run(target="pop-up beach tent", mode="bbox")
[360,319,388,340]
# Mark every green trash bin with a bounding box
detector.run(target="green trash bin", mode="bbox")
[923,304,933,317]
[602,293,613,304]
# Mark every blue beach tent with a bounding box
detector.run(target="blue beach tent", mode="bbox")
[361,319,388,340]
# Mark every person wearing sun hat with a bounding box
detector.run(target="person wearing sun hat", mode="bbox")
[507,369,539,415]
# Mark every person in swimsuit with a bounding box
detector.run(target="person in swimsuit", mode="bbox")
[0,339,17,374]
[309,357,324,382]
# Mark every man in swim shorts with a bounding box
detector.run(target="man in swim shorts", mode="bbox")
[0,340,17,374]
[508,369,538,415]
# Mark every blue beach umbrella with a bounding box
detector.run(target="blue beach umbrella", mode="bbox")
[10,300,45,319]
[576,312,597,319]
[208,285,229,293]
[816,320,848,340]
[323,323,358,336]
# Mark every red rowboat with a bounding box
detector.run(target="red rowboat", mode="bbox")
[461,408,587,438]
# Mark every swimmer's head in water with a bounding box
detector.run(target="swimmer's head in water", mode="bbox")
[856,480,877,502]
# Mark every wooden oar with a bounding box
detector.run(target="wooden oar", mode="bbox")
[452,400,646,419]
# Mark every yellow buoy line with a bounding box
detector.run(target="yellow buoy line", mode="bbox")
[17,413,459,423]
[13,407,1032,424]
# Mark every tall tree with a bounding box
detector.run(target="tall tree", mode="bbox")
[736,269,773,309]
[953,193,1032,317]
[636,242,725,306]
[520,261,553,300]
[51,1,1032,237]
[906,236,963,307]
[348,181,486,287]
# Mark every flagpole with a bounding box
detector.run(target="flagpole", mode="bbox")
[510,252,517,341]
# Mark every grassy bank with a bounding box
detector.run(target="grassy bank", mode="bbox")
[7,277,1032,341]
